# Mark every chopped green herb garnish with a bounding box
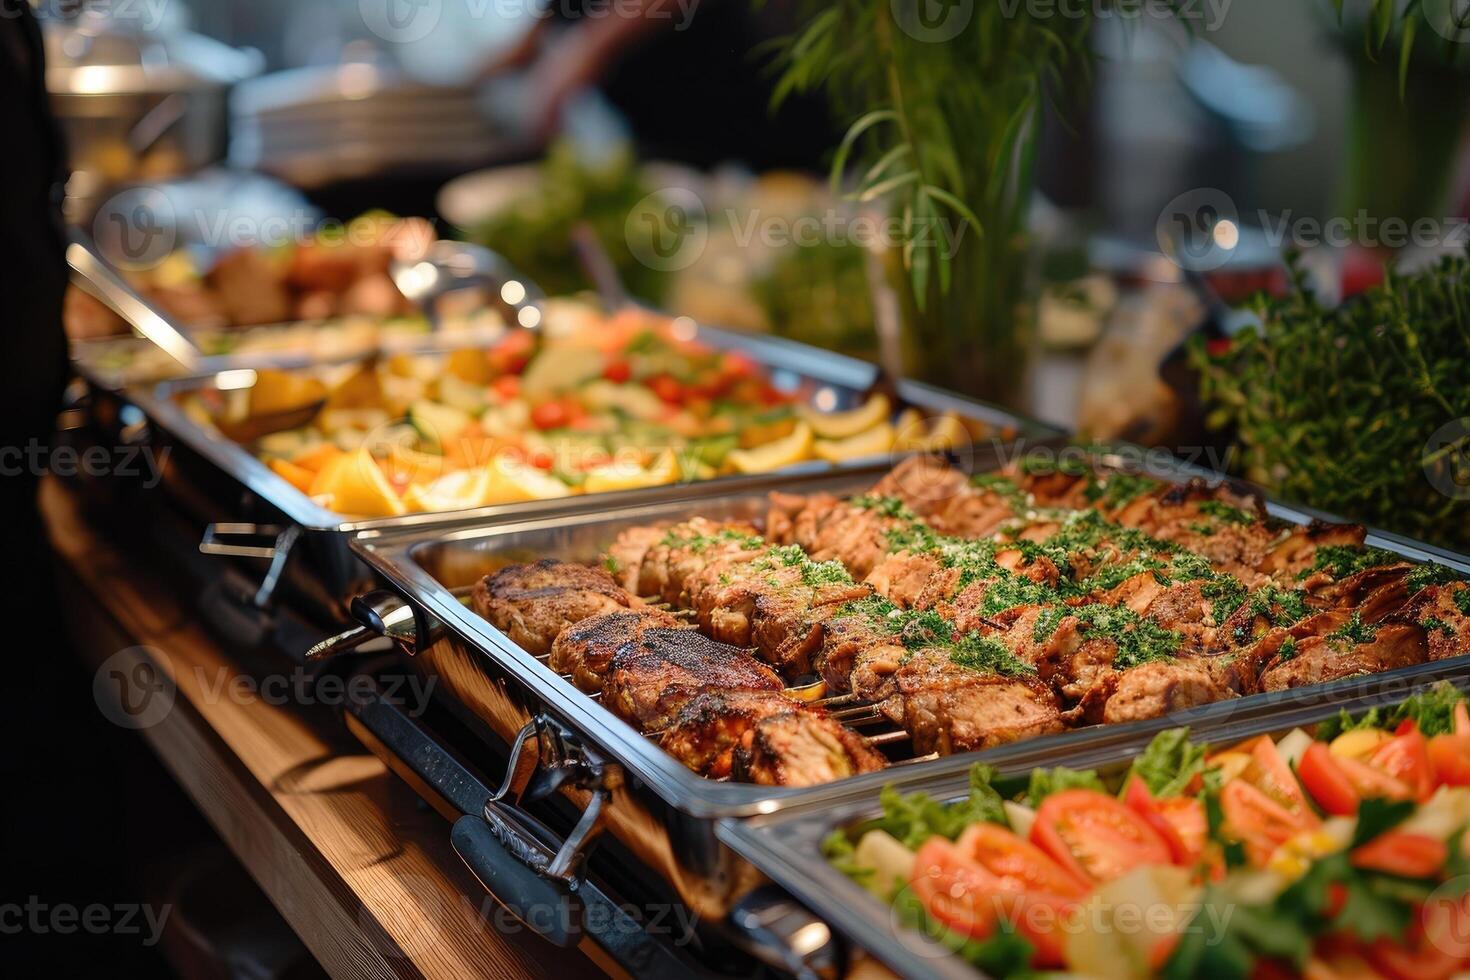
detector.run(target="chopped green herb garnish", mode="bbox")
[950,633,1034,677]
[1198,500,1254,525]
[1326,611,1377,647]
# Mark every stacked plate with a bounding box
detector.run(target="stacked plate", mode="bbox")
[229,62,527,188]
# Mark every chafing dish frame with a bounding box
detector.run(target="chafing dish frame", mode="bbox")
[339,446,1470,942]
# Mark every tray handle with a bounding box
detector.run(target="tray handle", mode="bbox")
[199,523,301,608]
[453,715,618,948]
[305,590,437,661]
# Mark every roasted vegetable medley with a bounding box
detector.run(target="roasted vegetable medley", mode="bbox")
[178,305,979,516]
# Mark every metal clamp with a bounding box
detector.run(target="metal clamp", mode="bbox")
[199,522,301,608]
[452,714,620,948]
[305,590,437,661]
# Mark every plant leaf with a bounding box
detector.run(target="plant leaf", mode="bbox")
[828,109,899,196]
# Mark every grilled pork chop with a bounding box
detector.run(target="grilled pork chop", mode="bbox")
[659,690,799,778]
[733,710,887,786]
[474,559,633,655]
[601,628,782,731]
[548,608,684,692]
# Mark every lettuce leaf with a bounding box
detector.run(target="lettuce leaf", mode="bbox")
[1125,727,1208,799]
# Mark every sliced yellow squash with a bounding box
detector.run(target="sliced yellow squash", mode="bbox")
[814,422,896,463]
[726,422,814,474]
[583,449,680,494]
[487,457,575,502]
[799,393,891,440]
[894,411,967,452]
[402,467,495,512]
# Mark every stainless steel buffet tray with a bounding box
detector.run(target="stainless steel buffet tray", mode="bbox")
[716,666,1470,980]
[337,446,1470,936]
[72,328,1060,624]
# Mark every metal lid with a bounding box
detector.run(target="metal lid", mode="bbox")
[43,10,261,96]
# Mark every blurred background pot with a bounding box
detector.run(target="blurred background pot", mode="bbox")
[42,5,262,223]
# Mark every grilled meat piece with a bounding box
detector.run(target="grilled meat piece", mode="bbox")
[787,501,901,580]
[603,525,665,593]
[659,690,799,778]
[1399,583,1470,661]
[885,651,1063,755]
[548,608,684,692]
[474,559,633,655]
[815,612,906,699]
[1100,661,1233,725]
[630,518,764,605]
[750,581,873,675]
[602,628,782,731]
[1261,520,1368,582]
[872,456,1018,538]
[1259,622,1427,692]
[733,709,888,786]
[865,551,945,609]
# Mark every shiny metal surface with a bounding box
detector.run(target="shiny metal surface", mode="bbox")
[66,234,203,372]
[390,240,546,332]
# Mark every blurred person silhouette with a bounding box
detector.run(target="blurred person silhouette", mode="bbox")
[0,3,175,974]
[479,0,838,171]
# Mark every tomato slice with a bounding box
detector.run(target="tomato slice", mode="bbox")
[909,836,999,939]
[1371,727,1435,801]
[1299,742,1362,817]
[1219,779,1312,867]
[1335,754,1414,802]
[1429,734,1470,787]
[909,834,1076,968]
[1351,831,1449,879]
[1030,789,1172,884]
[1244,735,1320,826]
[1122,777,1208,866]
[956,822,1092,898]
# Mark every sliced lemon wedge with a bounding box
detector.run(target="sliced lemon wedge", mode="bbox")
[726,421,815,474]
[814,422,896,462]
[402,467,495,512]
[799,393,891,439]
[487,457,575,502]
[583,449,680,494]
[311,448,406,517]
